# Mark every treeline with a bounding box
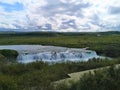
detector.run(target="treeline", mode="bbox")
[0,31,120,37]
[0,58,120,90]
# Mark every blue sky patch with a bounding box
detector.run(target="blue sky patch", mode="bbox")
[0,2,24,12]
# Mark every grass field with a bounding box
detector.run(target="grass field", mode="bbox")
[0,32,120,90]
[0,32,120,57]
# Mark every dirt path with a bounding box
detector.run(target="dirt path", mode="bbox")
[54,64,120,85]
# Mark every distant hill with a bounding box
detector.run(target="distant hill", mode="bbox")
[0,30,120,37]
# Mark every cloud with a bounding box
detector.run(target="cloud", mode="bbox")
[0,0,120,32]
[109,6,120,14]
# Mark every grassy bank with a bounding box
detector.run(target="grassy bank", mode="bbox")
[0,58,120,90]
[0,32,120,90]
[0,32,120,57]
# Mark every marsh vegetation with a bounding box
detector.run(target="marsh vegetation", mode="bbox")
[0,32,120,90]
[0,32,120,58]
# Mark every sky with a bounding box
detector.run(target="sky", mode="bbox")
[0,0,120,32]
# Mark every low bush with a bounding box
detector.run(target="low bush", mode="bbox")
[72,66,120,90]
[0,49,18,60]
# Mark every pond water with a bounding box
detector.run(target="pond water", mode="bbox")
[0,45,101,63]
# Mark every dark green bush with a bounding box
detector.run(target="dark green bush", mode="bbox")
[103,46,120,57]
[0,54,6,60]
[0,58,119,90]
[0,75,17,90]
[0,49,18,60]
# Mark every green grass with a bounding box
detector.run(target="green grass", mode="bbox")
[0,58,120,90]
[0,32,120,90]
[0,34,119,46]
[0,32,120,57]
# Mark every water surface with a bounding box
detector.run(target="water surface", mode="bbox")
[0,45,100,63]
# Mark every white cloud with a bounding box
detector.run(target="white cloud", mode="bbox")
[60,0,78,3]
[0,0,120,32]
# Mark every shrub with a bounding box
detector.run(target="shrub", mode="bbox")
[0,75,17,90]
[0,49,18,60]
[0,54,6,60]
[72,66,120,90]
[103,46,120,57]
